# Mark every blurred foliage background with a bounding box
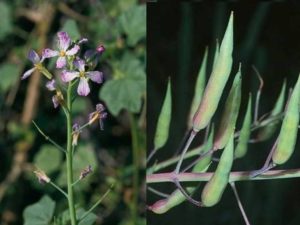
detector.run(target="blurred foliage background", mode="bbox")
[148,2,300,225]
[0,0,145,225]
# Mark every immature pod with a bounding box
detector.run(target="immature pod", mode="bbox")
[212,39,220,71]
[188,47,208,128]
[201,133,234,207]
[257,80,286,141]
[272,75,300,165]
[235,94,252,159]
[192,12,234,132]
[154,79,172,150]
[214,66,241,150]
[149,129,214,214]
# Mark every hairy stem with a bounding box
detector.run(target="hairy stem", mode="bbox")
[66,83,77,225]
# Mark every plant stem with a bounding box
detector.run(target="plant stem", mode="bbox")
[147,168,300,183]
[66,83,77,225]
[129,112,139,224]
[49,181,68,198]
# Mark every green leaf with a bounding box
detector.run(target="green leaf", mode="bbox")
[34,144,62,174]
[0,2,12,40]
[118,5,146,46]
[57,145,98,188]
[0,63,20,92]
[61,19,80,40]
[99,53,145,116]
[23,195,56,225]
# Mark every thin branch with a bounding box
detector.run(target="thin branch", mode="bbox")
[230,182,251,225]
[173,179,202,207]
[252,65,264,124]
[147,168,300,184]
[147,187,170,198]
[49,181,68,198]
[32,120,66,153]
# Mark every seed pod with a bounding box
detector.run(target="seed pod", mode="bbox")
[201,133,234,207]
[214,66,241,150]
[154,79,172,150]
[149,129,214,214]
[235,94,252,159]
[272,75,300,165]
[212,39,220,71]
[192,12,234,132]
[257,80,286,141]
[188,47,208,128]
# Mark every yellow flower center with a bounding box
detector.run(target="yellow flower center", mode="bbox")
[34,63,43,70]
[79,71,85,78]
[60,51,66,57]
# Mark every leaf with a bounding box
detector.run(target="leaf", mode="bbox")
[23,195,56,225]
[0,2,12,40]
[153,79,172,150]
[61,19,81,40]
[99,53,145,116]
[34,144,62,174]
[0,63,20,92]
[57,145,98,188]
[118,5,146,46]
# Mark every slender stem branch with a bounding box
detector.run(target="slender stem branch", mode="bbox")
[66,82,77,225]
[147,187,170,198]
[49,181,68,198]
[147,169,300,183]
[72,178,81,187]
[129,112,140,224]
[79,184,114,221]
[230,182,251,225]
[32,120,66,153]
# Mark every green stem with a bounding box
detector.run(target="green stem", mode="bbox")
[49,181,68,198]
[147,168,300,184]
[129,112,139,224]
[79,184,114,221]
[66,83,77,225]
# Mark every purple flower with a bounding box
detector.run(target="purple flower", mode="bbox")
[46,79,56,91]
[21,50,45,80]
[52,90,64,109]
[96,44,105,54]
[61,59,103,96]
[79,165,92,180]
[88,103,107,130]
[34,169,50,184]
[42,31,80,69]
[72,123,81,146]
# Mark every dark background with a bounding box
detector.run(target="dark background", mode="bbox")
[147,2,300,225]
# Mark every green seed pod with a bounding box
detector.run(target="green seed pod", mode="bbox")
[212,39,220,71]
[154,79,172,150]
[235,94,252,159]
[272,75,300,165]
[192,12,234,132]
[201,133,234,207]
[214,65,241,150]
[188,47,208,128]
[257,80,286,141]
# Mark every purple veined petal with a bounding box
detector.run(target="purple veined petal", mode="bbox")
[78,38,88,44]
[88,112,95,122]
[46,79,56,91]
[42,48,59,58]
[52,95,59,108]
[28,50,40,64]
[56,56,67,69]
[96,103,105,112]
[74,58,85,72]
[66,45,80,56]
[61,70,79,82]
[77,77,90,96]
[57,31,71,51]
[72,123,80,131]
[96,45,105,54]
[86,71,103,84]
[21,67,36,80]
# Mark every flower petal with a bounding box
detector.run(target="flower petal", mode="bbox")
[52,95,59,108]
[66,45,80,56]
[28,50,40,64]
[57,31,71,51]
[42,48,59,58]
[74,59,85,72]
[96,45,105,54]
[86,71,103,84]
[61,70,79,82]
[78,38,88,44]
[56,56,67,68]
[77,78,90,96]
[96,103,105,112]
[46,79,56,91]
[21,68,35,80]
